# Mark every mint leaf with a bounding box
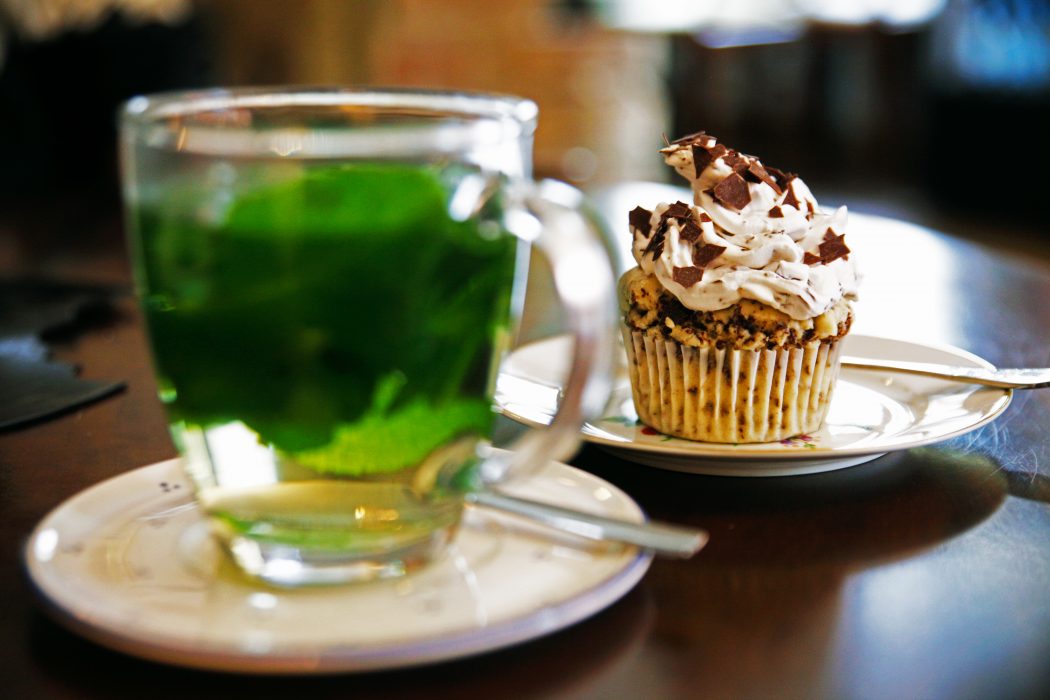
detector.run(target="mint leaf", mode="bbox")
[225,164,448,236]
[292,397,493,476]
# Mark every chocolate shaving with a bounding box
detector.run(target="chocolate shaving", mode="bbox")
[673,266,704,287]
[713,173,751,210]
[662,201,693,221]
[629,206,652,235]
[692,144,712,178]
[823,227,837,241]
[698,212,712,222]
[803,252,821,265]
[678,219,703,243]
[782,184,801,210]
[768,206,784,218]
[692,243,726,268]
[722,151,748,174]
[670,130,708,147]
[765,166,796,189]
[818,232,850,264]
[643,225,666,261]
[745,161,783,195]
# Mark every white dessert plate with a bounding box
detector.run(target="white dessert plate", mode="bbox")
[24,455,651,674]
[496,334,1012,477]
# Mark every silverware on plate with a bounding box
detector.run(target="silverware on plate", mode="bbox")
[466,490,707,558]
[842,356,1050,389]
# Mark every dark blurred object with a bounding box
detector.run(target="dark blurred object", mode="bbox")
[658,0,1047,227]
[0,279,125,430]
[0,4,211,251]
[925,0,1050,218]
[669,28,928,193]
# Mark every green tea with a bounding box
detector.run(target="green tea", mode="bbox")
[131,163,518,561]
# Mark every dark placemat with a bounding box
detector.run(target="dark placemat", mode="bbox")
[0,280,126,430]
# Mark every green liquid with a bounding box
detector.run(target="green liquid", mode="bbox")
[131,162,517,559]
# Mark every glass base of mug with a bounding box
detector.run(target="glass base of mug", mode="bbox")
[218,527,457,587]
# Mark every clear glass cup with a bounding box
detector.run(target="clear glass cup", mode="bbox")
[120,87,615,586]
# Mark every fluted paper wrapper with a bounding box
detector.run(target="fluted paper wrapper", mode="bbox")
[622,328,843,443]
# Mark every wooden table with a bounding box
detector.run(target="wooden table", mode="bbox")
[3,203,1049,699]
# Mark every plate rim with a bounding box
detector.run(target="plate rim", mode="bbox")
[497,333,1013,463]
[23,457,653,674]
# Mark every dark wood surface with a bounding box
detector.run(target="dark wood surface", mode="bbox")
[3,209,1049,700]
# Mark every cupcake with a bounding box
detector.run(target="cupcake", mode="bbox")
[621,132,859,443]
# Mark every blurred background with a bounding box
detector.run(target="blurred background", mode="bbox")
[0,0,1047,279]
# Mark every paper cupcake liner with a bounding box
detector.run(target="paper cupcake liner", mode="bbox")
[622,328,843,443]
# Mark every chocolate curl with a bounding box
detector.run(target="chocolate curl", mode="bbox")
[643,222,667,261]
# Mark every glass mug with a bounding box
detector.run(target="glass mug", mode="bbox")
[120,88,615,586]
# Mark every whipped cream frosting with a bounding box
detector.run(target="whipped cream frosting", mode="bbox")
[629,132,859,320]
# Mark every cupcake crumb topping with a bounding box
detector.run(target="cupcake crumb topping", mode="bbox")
[620,267,852,351]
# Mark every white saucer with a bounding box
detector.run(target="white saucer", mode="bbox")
[496,334,1012,477]
[24,457,651,674]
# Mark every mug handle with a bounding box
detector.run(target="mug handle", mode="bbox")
[477,179,617,485]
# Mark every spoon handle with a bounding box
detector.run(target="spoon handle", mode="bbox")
[841,356,1050,389]
[465,490,707,558]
